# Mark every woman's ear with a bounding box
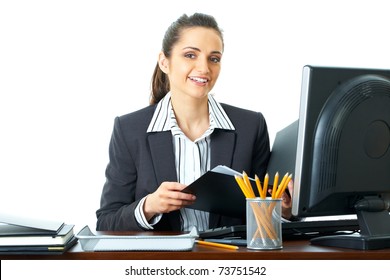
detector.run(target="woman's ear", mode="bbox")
[158,52,169,74]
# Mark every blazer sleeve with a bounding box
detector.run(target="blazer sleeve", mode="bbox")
[96,116,144,231]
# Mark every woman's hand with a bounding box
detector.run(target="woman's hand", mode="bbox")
[143,182,196,221]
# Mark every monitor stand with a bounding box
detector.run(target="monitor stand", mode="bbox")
[310,197,390,250]
[310,232,390,250]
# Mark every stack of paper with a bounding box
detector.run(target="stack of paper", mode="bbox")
[0,213,77,254]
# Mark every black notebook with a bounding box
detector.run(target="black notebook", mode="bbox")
[0,236,78,255]
[182,165,254,217]
[0,213,75,248]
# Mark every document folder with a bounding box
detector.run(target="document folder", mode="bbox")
[182,165,250,218]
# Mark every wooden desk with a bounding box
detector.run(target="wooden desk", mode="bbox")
[2,238,390,260]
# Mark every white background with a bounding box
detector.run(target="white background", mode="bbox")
[3,260,390,280]
[1,0,389,232]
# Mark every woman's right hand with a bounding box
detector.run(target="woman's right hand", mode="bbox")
[143,182,196,221]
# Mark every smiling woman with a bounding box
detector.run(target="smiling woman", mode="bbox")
[95,12,294,232]
[1,0,389,238]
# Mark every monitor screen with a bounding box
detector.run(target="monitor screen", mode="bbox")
[268,65,390,249]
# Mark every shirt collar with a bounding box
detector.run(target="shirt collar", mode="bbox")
[147,92,235,133]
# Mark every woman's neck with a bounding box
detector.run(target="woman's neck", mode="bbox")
[170,93,209,141]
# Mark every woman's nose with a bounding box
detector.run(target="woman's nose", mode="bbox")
[196,57,210,74]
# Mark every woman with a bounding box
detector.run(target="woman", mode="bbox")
[96,13,293,231]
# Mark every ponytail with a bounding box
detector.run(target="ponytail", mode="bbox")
[150,63,169,105]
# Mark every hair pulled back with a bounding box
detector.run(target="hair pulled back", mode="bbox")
[150,13,223,105]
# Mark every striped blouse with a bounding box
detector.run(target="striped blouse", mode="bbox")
[135,92,235,231]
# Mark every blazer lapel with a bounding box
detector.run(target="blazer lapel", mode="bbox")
[209,129,237,227]
[147,129,236,179]
[147,129,236,181]
[210,129,236,168]
[147,131,181,230]
[147,131,177,183]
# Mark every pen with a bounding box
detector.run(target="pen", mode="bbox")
[196,240,239,250]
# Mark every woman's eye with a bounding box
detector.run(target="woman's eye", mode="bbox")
[184,53,196,59]
[210,56,221,63]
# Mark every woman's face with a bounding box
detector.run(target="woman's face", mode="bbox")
[160,27,223,101]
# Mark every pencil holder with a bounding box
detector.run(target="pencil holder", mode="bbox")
[246,197,283,250]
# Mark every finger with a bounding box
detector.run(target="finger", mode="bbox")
[170,192,196,202]
[158,197,196,213]
[158,191,196,205]
[287,180,294,197]
[156,182,193,199]
[168,197,196,206]
[288,179,294,191]
[162,182,188,191]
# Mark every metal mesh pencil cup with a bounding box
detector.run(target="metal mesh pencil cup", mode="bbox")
[246,197,283,250]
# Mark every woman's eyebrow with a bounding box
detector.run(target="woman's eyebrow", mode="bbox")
[182,46,222,55]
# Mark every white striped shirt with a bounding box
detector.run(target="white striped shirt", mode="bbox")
[135,92,234,231]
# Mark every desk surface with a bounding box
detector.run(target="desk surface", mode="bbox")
[2,233,390,260]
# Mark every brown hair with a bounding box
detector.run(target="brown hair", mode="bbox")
[149,13,224,105]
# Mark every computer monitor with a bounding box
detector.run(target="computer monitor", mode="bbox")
[268,65,390,249]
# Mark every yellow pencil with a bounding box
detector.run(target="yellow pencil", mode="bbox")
[196,240,239,250]
[276,174,293,199]
[277,172,289,197]
[271,172,279,199]
[242,171,256,198]
[235,175,252,198]
[262,173,269,198]
[255,175,264,199]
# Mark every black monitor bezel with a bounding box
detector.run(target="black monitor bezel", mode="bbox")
[292,65,390,217]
